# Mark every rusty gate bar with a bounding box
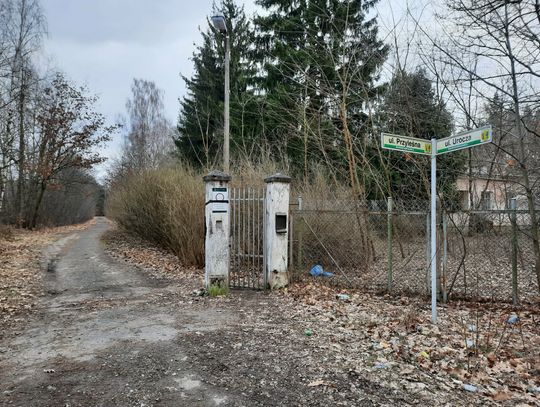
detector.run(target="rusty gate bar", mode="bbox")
[229,186,265,289]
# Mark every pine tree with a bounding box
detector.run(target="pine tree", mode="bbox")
[176,0,259,168]
[254,0,389,184]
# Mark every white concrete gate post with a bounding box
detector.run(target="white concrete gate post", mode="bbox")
[204,171,231,288]
[264,173,291,289]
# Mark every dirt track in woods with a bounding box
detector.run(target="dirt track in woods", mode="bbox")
[1,217,475,406]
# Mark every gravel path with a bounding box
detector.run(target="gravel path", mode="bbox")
[1,218,243,406]
[0,217,477,406]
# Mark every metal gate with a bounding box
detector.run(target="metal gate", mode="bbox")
[229,187,266,289]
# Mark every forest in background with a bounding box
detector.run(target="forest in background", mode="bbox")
[0,0,115,229]
[1,0,540,284]
[173,0,540,205]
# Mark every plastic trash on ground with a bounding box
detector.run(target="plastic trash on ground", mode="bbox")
[463,384,478,393]
[336,293,350,301]
[507,314,519,324]
[309,264,333,277]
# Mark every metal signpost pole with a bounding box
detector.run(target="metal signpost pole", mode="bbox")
[381,126,492,324]
[430,138,437,324]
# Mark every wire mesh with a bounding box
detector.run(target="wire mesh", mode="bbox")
[290,198,540,303]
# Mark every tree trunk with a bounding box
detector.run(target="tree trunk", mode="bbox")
[30,181,46,229]
[504,2,540,292]
[16,86,25,227]
[339,101,360,198]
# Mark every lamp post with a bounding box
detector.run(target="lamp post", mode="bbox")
[211,14,230,174]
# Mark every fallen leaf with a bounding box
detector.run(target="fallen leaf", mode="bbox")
[492,391,512,401]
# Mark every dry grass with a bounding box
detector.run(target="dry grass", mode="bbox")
[105,158,292,268]
[230,154,289,188]
[104,160,369,274]
[106,165,205,267]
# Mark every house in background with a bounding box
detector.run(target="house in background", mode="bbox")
[455,175,519,210]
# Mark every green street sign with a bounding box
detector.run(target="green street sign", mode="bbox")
[381,133,432,155]
[436,126,492,154]
[380,124,492,324]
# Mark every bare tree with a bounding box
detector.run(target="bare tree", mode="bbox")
[122,79,173,173]
[0,0,45,224]
[418,0,540,290]
[28,73,116,228]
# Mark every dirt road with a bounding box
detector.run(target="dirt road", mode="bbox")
[1,218,466,406]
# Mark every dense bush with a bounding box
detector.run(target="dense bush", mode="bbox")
[106,166,205,267]
[105,160,375,272]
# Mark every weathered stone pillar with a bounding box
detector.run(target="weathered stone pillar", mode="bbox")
[204,171,231,288]
[264,173,291,289]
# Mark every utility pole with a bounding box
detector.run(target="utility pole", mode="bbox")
[224,33,230,173]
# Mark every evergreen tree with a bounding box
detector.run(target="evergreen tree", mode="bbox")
[374,69,462,203]
[254,0,388,184]
[176,0,259,168]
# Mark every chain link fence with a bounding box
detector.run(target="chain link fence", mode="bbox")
[290,198,540,303]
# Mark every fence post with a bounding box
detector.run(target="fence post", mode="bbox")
[296,196,303,272]
[511,197,519,305]
[264,173,291,289]
[441,210,448,303]
[426,212,430,292]
[289,203,294,279]
[203,171,231,288]
[387,197,393,291]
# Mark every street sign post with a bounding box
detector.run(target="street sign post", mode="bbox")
[437,126,492,155]
[381,133,432,155]
[381,126,492,323]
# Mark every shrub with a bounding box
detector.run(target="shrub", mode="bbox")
[105,159,367,272]
[106,165,205,267]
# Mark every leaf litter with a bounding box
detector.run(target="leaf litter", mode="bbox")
[104,226,540,405]
[0,220,94,334]
[3,221,538,405]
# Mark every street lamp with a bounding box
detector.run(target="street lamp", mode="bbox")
[211,14,230,174]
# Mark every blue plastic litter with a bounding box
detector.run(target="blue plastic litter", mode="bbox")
[309,264,333,277]
[507,314,519,324]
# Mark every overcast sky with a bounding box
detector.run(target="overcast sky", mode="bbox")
[40,0,259,176]
[39,0,430,178]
